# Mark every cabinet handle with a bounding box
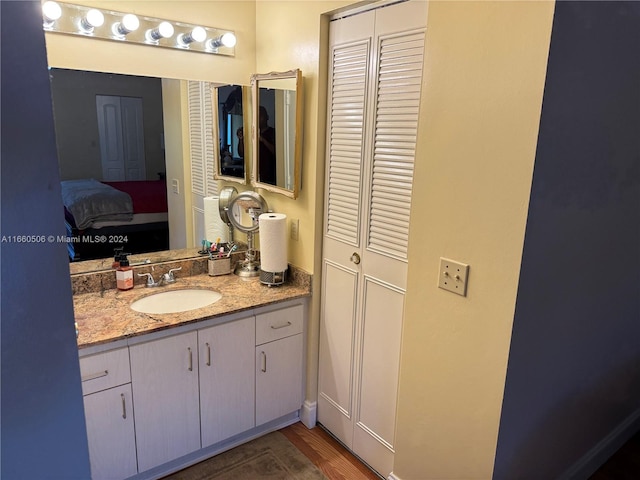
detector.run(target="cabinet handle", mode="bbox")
[121,393,127,419]
[270,321,292,330]
[188,347,193,371]
[206,342,211,366]
[261,351,267,373]
[81,370,108,382]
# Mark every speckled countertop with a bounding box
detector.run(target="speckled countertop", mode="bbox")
[74,273,310,349]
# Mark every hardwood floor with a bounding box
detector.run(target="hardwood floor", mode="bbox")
[280,422,382,480]
[282,423,640,480]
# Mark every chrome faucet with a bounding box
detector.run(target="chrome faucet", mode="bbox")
[138,267,182,287]
[162,268,182,284]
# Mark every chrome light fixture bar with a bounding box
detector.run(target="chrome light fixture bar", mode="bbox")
[42,1,236,56]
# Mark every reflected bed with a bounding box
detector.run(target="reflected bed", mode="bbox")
[62,179,169,261]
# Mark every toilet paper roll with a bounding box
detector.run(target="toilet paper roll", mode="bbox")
[204,197,229,244]
[258,213,288,273]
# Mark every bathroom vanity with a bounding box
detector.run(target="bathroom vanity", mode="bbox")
[74,272,310,480]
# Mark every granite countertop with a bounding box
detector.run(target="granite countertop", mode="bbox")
[74,273,310,349]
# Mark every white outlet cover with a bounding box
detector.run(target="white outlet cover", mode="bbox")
[438,257,469,296]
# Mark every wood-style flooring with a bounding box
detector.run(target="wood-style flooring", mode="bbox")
[280,422,382,480]
[281,423,640,480]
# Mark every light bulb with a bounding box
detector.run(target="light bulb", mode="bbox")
[208,32,236,50]
[122,14,140,32]
[80,8,104,32]
[178,26,207,46]
[113,13,140,36]
[220,32,236,48]
[42,1,62,25]
[146,21,174,41]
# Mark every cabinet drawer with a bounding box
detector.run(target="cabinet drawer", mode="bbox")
[256,304,303,345]
[80,347,131,395]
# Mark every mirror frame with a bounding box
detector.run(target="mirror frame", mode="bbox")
[250,69,303,199]
[212,84,248,185]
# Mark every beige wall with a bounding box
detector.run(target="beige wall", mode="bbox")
[394,1,554,478]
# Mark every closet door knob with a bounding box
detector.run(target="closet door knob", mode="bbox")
[350,252,361,265]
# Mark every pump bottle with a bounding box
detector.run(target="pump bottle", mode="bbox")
[116,254,134,291]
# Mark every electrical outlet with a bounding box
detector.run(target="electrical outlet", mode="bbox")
[290,218,299,241]
[438,257,469,296]
[171,179,179,194]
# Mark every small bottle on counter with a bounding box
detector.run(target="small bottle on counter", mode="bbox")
[116,254,134,291]
[112,247,124,269]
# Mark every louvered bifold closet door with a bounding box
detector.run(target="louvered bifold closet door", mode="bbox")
[367,31,425,259]
[326,41,370,246]
[319,2,427,478]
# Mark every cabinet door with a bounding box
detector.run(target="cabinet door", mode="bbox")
[199,317,255,447]
[83,384,137,480]
[255,333,303,426]
[129,331,200,472]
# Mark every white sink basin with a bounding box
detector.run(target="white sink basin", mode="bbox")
[131,289,222,314]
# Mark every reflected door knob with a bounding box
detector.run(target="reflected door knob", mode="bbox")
[350,252,361,265]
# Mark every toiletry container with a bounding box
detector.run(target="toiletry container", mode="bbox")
[116,254,134,291]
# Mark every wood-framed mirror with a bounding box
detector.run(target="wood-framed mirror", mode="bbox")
[250,69,303,199]
[213,84,248,184]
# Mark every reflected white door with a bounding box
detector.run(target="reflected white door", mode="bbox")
[96,95,146,181]
[318,1,427,477]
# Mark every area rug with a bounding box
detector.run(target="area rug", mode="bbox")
[164,431,327,480]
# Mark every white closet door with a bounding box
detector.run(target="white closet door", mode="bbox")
[97,95,146,181]
[319,1,427,477]
[96,95,125,181]
[120,97,146,180]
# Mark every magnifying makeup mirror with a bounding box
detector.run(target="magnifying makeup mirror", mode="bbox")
[227,191,268,277]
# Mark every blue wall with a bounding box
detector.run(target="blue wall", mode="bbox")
[494,2,640,478]
[0,2,92,478]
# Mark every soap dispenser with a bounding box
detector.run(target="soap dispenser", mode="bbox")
[116,253,134,291]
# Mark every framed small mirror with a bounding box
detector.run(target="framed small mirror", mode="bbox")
[250,69,303,199]
[213,84,247,184]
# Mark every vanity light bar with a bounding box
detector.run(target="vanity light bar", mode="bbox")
[41,2,236,56]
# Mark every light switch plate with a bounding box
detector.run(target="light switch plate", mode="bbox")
[438,257,469,296]
[290,218,299,241]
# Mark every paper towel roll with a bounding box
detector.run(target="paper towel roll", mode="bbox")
[204,197,229,244]
[258,213,288,273]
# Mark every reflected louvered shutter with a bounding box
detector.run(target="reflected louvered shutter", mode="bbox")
[188,81,217,197]
[188,81,205,196]
[202,85,217,197]
[367,31,425,259]
[326,41,370,245]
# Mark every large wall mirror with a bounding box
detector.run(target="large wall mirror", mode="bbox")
[213,84,247,184]
[250,69,303,199]
[48,68,248,271]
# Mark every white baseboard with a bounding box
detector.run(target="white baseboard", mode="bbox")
[559,407,640,479]
[300,400,317,428]
[388,472,402,480]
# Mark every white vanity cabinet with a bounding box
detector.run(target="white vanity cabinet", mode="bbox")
[129,331,201,472]
[255,305,304,426]
[199,316,256,447]
[79,348,137,480]
[78,299,307,479]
